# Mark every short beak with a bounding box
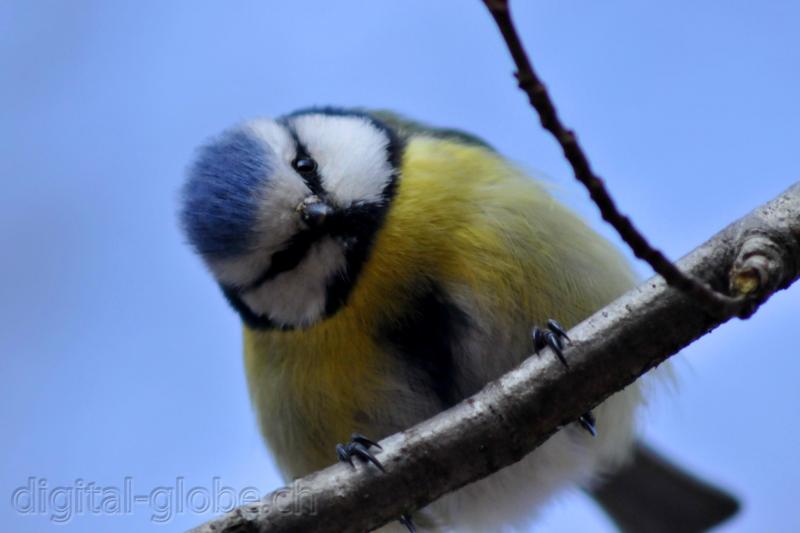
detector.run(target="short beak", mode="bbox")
[297,195,334,229]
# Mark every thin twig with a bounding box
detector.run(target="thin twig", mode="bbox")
[187,183,800,533]
[482,0,753,318]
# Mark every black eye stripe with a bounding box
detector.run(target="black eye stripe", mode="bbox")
[226,109,406,331]
[284,125,325,196]
[238,228,322,292]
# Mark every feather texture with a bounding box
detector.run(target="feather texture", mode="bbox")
[244,133,643,530]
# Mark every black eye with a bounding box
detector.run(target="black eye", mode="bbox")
[292,157,317,174]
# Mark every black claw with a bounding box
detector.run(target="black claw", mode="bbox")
[399,514,416,532]
[336,434,385,472]
[351,433,382,451]
[545,331,569,368]
[547,319,571,343]
[578,412,597,437]
[533,319,571,368]
[351,442,385,472]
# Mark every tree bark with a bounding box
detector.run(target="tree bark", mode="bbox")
[187,183,800,533]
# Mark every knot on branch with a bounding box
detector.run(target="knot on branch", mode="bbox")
[514,71,540,91]
[730,233,789,299]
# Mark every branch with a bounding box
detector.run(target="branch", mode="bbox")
[482,0,753,318]
[188,183,800,533]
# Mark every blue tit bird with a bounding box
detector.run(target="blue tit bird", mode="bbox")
[180,108,738,532]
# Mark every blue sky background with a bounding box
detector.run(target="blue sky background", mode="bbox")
[2,1,798,531]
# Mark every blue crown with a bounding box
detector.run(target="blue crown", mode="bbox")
[180,127,273,259]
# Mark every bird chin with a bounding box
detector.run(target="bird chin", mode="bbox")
[333,234,359,251]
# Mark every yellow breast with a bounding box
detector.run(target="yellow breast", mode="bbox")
[243,136,635,480]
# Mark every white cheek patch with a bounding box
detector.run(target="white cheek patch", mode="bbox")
[290,114,394,206]
[202,113,393,328]
[208,119,312,288]
[240,237,347,327]
[209,251,271,289]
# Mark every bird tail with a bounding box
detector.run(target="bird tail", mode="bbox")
[589,442,740,532]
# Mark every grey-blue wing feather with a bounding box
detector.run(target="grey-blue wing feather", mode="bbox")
[589,442,740,532]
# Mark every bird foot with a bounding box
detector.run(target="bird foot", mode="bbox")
[578,411,597,437]
[336,434,415,531]
[336,433,385,472]
[532,321,596,436]
[532,318,571,367]
[399,513,417,532]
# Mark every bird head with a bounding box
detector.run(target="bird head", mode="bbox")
[180,108,401,329]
